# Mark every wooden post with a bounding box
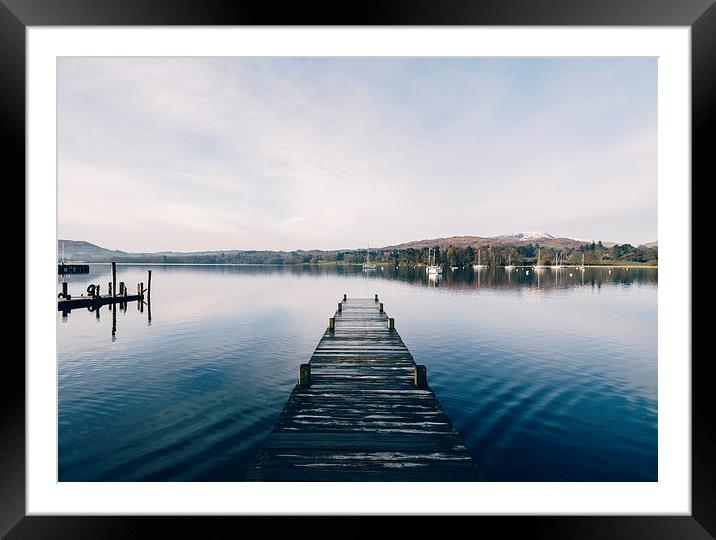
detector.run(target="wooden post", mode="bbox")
[147,270,152,299]
[328,317,335,331]
[298,364,311,387]
[414,365,427,388]
[119,281,125,296]
[137,283,141,296]
[375,294,379,302]
[338,302,342,313]
[379,302,383,313]
[388,317,394,330]
[61,282,68,298]
[108,282,112,296]
[112,262,117,299]
[343,293,347,302]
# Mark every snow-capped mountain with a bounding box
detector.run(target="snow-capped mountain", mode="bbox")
[492,231,556,241]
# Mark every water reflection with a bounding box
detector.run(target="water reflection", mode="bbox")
[58,264,657,482]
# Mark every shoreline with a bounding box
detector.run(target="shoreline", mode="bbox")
[59,262,658,269]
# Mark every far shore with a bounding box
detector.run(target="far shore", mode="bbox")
[62,261,658,269]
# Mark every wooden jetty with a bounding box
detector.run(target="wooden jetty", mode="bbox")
[57,263,151,314]
[58,293,144,312]
[246,296,483,481]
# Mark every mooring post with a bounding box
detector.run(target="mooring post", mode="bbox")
[388,317,395,330]
[298,364,311,387]
[147,270,152,298]
[338,302,342,313]
[119,281,125,296]
[60,282,68,298]
[375,294,379,302]
[112,262,117,299]
[414,365,427,388]
[328,317,335,331]
[379,302,384,313]
[343,293,347,302]
[108,282,112,296]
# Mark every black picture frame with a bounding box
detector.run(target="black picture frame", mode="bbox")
[3,1,711,537]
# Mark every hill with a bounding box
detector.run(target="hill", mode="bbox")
[58,232,654,266]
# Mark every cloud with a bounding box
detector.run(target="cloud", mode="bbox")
[58,57,657,251]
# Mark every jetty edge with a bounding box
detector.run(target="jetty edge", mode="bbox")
[245,295,483,481]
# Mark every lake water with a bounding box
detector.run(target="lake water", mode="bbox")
[58,264,657,482]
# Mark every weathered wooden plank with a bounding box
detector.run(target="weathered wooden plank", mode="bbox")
[57,293,144,311]
[245,297,483,481]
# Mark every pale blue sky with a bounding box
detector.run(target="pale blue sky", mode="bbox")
[58,57,657,251]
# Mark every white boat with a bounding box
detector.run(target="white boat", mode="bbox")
[362,247,376,271]
[504,254,514,270]
[426,248,443,275]
[534,248,546,270]
[472,249,486,270]
[450,265,458,271]
[551,250,564,269]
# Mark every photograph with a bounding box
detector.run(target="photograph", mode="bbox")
[56,56,658,483]
[3,3,709,534]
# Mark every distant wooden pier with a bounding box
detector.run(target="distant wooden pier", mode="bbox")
[57,293,144,312]
[57,263,151,315]
[246,296,483,481]
[58,263,89,274]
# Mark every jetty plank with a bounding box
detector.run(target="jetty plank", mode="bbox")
[246,297,483,481]
[57,294,144,312]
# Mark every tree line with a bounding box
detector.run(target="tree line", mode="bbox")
[97,242,657,266]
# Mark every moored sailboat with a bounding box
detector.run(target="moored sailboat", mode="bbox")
[472,249,486,270]
[362,247,376,271]
[504,253,514,270]
[426,248,443,275]
[551,250,564,269]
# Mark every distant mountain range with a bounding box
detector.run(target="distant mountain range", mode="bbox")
[385,232,619,250]
[58,232,655,263]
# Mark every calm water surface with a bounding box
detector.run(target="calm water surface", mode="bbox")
[58,264,657,481]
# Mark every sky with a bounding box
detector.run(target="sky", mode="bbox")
[57,57,657,252]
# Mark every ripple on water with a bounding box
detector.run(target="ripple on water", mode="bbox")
[58,265,657,481]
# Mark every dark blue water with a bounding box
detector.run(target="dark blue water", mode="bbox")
[58,264,657,481]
